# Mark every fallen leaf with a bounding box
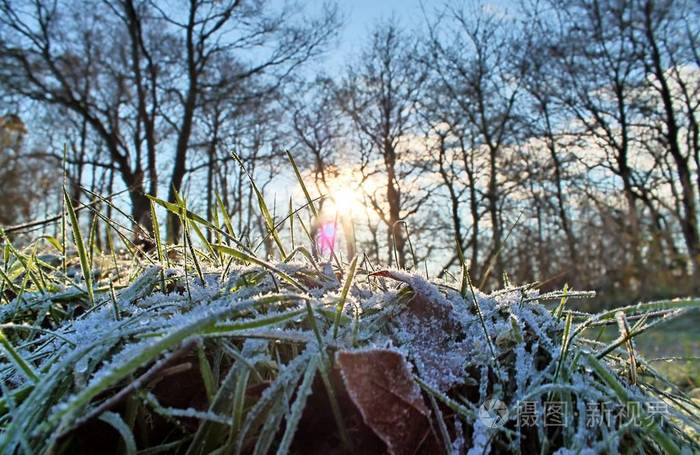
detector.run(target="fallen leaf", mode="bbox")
[369,270,458,332]
[371,270,467,391]
[335,349,441,455]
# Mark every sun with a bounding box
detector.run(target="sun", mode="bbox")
[309,172,369,257]
[328,185,360,215]
[316,168,372,218]
[294,166,381,223]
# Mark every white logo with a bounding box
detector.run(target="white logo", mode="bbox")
[478,398,509,429]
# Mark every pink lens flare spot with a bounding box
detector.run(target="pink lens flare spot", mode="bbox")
[316,221,338,255]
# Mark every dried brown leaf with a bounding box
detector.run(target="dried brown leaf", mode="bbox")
[369,270,458,332]
[335,349,440,455]
[370,270,466,391]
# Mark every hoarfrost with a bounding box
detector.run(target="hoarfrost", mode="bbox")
[3,257,692,455]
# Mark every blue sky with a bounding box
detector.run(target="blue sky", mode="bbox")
[320,0,426,70]
[319,0,517,70]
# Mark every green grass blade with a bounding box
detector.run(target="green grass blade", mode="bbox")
[197,344,216,404]
[186,361,246,455]
[213,244,305,292]
[150,200,167,267]
[414,375,475,419]
[2,239,10,268]
[0,330,38,383]
[315,353,351,451]
[276,356,319,455]
[205,309,306,334]
[88,209,100,267]
[216,193,236,240]
[211,203,223,262]
[585,353,681,455]
[150,200,168,292]
[232,350,311,454]
[295,213,314,251]
[148,195,245,253]
[286,151,318,218]
[553,283,569,320]
[333,255,358,339]
[190,219,218,266]
[108,282,120,321]
[0,266,19,297]
[572,298,700,338]
[615,311,638,384]
[553,313,573,383]
[43,236,63,254]
[43,294,296,430]
[181,212,205,285]
[466,271,497,362]
[252,395,286,455]
[63,188,94,305]
[0,234,46,294]
[230,364,251,447]
[232,152,286,259]
[0,380,32,452]
[288,197,295,249]
[148,195,208,225]
[29,250,49,292]
[61,146,68,282]
[0,384,33,416]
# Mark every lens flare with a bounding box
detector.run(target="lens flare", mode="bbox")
[316,221,338,255]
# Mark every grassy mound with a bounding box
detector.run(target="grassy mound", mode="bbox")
[0,176,698,453]
[0,239,699,454]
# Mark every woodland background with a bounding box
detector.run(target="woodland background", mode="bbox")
[1,0,699,307]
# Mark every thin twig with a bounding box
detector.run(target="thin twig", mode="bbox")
[3,188,133,234]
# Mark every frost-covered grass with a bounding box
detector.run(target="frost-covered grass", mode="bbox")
[588,311,700,390]
[0,168,699,454]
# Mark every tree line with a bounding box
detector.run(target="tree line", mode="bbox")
[1,0,699,305]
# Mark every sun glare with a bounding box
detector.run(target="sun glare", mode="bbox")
[303,170,370,257]
[294,166,382,231]
[328,186,359,214]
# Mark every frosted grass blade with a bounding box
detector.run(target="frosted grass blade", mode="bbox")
[63,188,94,305]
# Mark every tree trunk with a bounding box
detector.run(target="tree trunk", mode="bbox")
[643,0,700,277]
[385,144,406,268]
[167,3,198,243]
[487,146,504,287]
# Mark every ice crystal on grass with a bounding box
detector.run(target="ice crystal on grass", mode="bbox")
[467,417,491,455]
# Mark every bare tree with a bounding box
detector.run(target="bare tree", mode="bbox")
[535,0,700,292]
[287,76,343,194]
[151,0,340,241]
[338,21,429,268]
[518,18,583,285]
[0,0,340,243]
[0,0,169,226]
[637,0,700,278]
[425,5,526,286]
